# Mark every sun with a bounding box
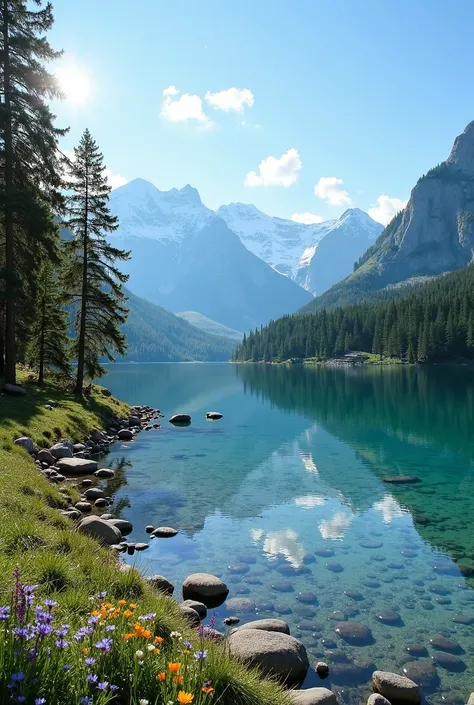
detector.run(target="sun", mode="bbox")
[56,66,90,104]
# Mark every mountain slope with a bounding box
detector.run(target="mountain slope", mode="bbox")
[120,288,236,362]
[176,311,243,341]
[218,203,381,295]
[109,180,312,331]
[303,120,474,313]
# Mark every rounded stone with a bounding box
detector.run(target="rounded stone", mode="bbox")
[179,604,201,627]
[84,487,105,500]
[228,563,250,574]
[14,437,35,453]
[367,695,391,705]
[228,629,309,686]
[329,662,368,686]
[94,468,115,478]
[360,540,383,549]
[453,614,474,625]
[344,589,364,601]
[288,688,336,705]
[431,652,466,672]
[401,661,440,692]
[108,519,133,536]
[382,475,421,484]
[372,671,421,703]
[146,575,174,596]
[57,457,98,474]
[375,609,401,625]
[315,661,329,679]
[134,542,149,551]
[323,649,349,663]
[75,501,92,513]
[223,616,240,626]
[314,548,335,558]
[326,561,344,573]
[145,525,154,534]
[237,619,290,635]
[182,573,229,608]
[181,600,207,619]
[94,498,108,508]
[152,527,178,538]
[81,478,93,487]
[117,429,133,440]
[206,411,223,420]
[226,598,255,613]
[296,592,318,604]
[429,636,461,653]
[77,516,122,545]
[406,644,428,657]
[271,580,293,593]
[294,605,317,617]
[334,622,372,645]
[169,414,191,424]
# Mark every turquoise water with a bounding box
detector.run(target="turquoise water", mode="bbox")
[100,363,474,703]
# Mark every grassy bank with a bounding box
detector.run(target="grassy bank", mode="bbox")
[0,374,290,705]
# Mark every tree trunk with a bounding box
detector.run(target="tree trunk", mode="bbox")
[74,171,88,395]
[38,290,45,385]
[2,0,15,384]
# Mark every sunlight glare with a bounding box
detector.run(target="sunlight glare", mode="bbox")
[56,66,90,103]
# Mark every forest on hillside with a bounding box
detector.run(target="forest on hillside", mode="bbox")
[233,265,474,363]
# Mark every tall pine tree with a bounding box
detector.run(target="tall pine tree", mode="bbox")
[26,258,70,383]
[64,129,130,394]
[0,0,66,383]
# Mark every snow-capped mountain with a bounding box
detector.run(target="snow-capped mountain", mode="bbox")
[295,208,383,295]
[108,179,312,331]
[218,202,382,295]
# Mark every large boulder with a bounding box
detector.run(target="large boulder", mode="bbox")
[56,457,98,475]
[237,619,290,635]
[118,429,133,441]
[372,671,421,704]
[228,629,309,686]
[3,383,26,396]
[146,575,175,596]
[94,468,115,479]
[181,600,207,619]
[37,449,55,466]
[14,437,35,454]
[50,441,73,459]
[128,415,141,427]
[77,516,122,545]
[289,689,337,705]
[84,487,106,501]
[182,573,229,608]
[179,604,201,627]
[152,527,178,538]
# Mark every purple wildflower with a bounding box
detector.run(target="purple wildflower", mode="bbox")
[97,682,109,691]
[43,599,57,609]
[55,638,69,649]
[0,606,10,620]
[86,673,98,685]
[36,624,53,637]
[13,567,26,624]
[98,591,107,599]
[13,627,30,640]
[105,625,115,632]
[28,647,38,661]
[24,584,38,595]
[63,664,71,671]
[94,637,112,653]
[10,673,25,683]
[138,612,156,621]
[110,685,119,692]
[55,625,69,637]
[194,649,208,661]
[35,608,53,623]
[84,657,96,666]
[209,612,216,629]
[74,626,93,642]
[80,698,91,705]
[88,615,100,625]
[15,697,26,703]
[184,641,193,650]
[35,699,47,705]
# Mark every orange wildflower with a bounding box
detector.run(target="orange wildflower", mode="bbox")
[91,610,100,617]
[177,692,194,704]
[82,648,89,654]
[154,636,163,644]
[153,648,161,655]
[168,662,181,673]
[141,629,152,639]
[118,599,127,606]
[183,649,191,655]
[123,610,133,619]
[174,675,184,685]
[129,603,138,609]
[157,672,166,682]
[202,686,214,695]
[123,633,135,640]
[103,602,114,609]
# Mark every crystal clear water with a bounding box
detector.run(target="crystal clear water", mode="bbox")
[100,362,474,703]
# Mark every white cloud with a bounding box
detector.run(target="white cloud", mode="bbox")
[314,176,352,206]
[161,86,211,127]
[245,148,301,187]
[373,495,404,523]
[61,149,126,190]
[319,511,353,540]
[205,87,254,113]
[292,212,324,225]
[368,194,407,226]
[295,495,325,509]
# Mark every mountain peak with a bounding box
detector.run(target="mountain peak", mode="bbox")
[447,120,474,174]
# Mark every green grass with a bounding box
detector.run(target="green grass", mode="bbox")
[0,373,291,705]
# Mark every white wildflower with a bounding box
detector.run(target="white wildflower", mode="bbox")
[147,643,155,652]
[139,700,149,705]
[170,631,182,640]
[135,649,144,659]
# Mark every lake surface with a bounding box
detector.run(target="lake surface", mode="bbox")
[100,363,474,703]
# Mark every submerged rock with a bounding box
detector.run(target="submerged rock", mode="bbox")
[401,661,440,692]
[334,622,373,645]
[372,671,420,704]
[206,411,223,420]
[229,629,309,686]
[382,475,421,484]
[226,598,255,613]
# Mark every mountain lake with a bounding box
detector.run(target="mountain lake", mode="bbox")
[99,362,474,703]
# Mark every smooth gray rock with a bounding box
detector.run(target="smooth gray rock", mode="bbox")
[77,516,122,545]
[56,457,98,474]
[179,604,201,626]
[94,498,108,508]
[75,501,92,513]
[468,694,474,705]
[289,688,337,705]
[134,542,149,551]
[100,513,115,520]
[152,526,178,538]
[37,449,55,465]
[237,619,290,635]
[117,429,133,441]
[206,411,223,420]
[182,573,229,608]
[367,695,391,705]
[84,487,106,500]
[3,383,26,396]
[50,441,73,459]
[169,413,191,424]
[14,437,35,453]
[372,671,420,704]
[61,509,81,520]
[145,525,154,533]
[146,575,174,596]
[181,600,207,619]
[228,629,309,686]
[108,519,132,536]
[128,415,141,427]
[94,468,115,478]
[101,388,112,397]
[73,443,87,453]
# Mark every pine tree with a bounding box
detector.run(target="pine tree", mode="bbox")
[26,258,70,384]
[0,0,66,383]
[64,129,130,394]
[407,340,416,364]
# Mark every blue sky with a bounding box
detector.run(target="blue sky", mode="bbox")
[50,0,474,225]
